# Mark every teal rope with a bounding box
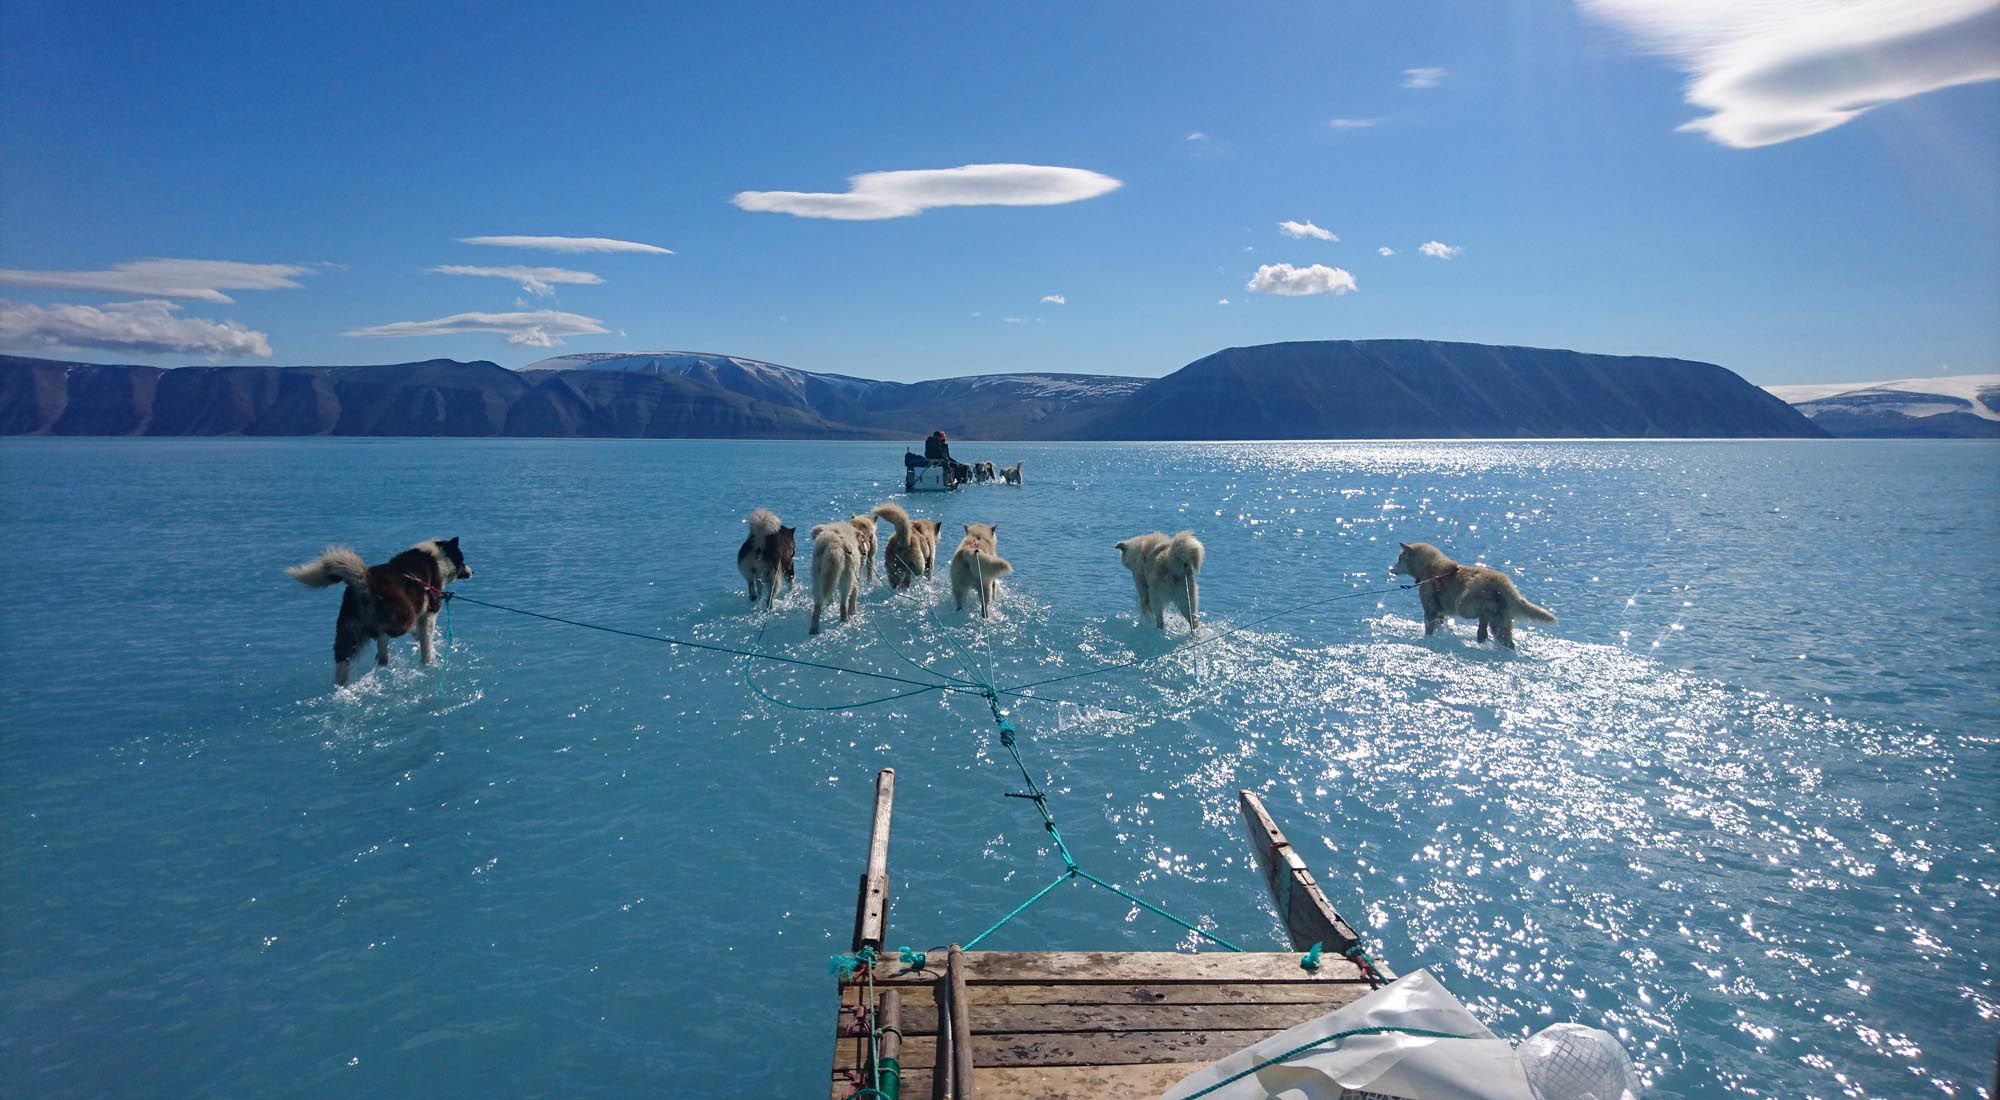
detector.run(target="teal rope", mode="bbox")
[962,868,1075,950]
[1178,1024,1480,1099]
[1074,869,1245,952]
[450,594,986,700]
[740,622,956,712]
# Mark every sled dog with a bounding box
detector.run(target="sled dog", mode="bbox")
[848,514,878,581]
[808,522,862,634]
[948,523,1013,617]
[999,461,1023,485]
[288,537,473,686]
[1389,541,1555,649]
[737,509,796,609]
[872,502,942,590]
[1115,531,1204,631]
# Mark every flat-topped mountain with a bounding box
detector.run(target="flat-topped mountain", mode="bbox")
[2,340,1825,439]
[1766,374,2000,438]
[1085,340,1820,439]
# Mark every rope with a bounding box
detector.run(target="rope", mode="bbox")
[741,622,958,712]
[1177,1024,1482,1099]
[449,594,987,701]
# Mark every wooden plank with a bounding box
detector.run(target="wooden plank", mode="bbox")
[864,951,1369,986]
[840,1062,1212,1100]
[1238,790,1396,981]
[852,768,896,953]
[885,1028,1286,1070]
[948,946,977,1099]
[869,997,1349,1038]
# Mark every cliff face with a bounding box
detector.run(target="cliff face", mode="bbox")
[0,341,1828,440]
[1080,340,1824,439]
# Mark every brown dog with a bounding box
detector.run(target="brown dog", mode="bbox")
[872,502,942,590]
[848,514,878,581]
[288,537,473,686]
[948,522,1013,617]
[1389,542,1554,649]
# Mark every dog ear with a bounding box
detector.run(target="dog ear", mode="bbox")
[446,536,460,547]
[963,523,971,532]
[1399,542,1411,551]
[990,524,998,533]
[1114,541,1126,551]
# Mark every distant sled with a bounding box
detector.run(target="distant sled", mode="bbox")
[903,450,959,492]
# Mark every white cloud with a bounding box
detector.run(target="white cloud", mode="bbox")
[0,258,315,304]
[343,309,609,348]
[428,265,605,296]
[1578,0,2000,148]
[1402,66,1447,88]
[1378,246,1397,256]
[1040,294,1067,305]
[1186,131,1210,141]
[1328,117,1380,128]
[1418,240,1463,259]
[1279,219,1339,241]
[1003,316,1027,325]
[733,163,1123,220]
[0,298,272,358]
[459,235,674,255]
[1217,298,1230,306]
[1247,264,1358,296]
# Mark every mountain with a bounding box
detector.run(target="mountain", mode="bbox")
[1082,340,1823,439]
[524,350,1146,438]
[3,340,1824,439]
[1765,374,2000,438]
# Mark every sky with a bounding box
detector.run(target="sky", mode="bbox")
[1,0,1996,386]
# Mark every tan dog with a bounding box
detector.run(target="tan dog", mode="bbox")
[1389,542,1555,649]
[948,523,1013,617]
[872,502,942,590]
[1115,530,1204,631]
[848,514,878,581]
[808,522,862,634]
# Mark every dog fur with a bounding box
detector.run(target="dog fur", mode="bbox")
[288,537,473,686]
[737,508,797,609]
[808,522,862,634]
[1389,541,1555,649]
[1115,531,1204,631]
[872,502,942,590]
[974,461,996,483]
[999,461,1023,485]
[948,523,1013,617]
[848,514,878,580]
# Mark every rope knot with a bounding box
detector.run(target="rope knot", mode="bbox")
[897,945,927,970]
[1299,941,1324,972]
[998,720,1016,747]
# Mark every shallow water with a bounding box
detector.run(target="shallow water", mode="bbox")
[1,437,1994,1098]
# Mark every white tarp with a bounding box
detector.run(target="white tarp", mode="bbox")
[1162,969,1537,1100]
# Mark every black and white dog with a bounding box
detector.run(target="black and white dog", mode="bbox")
[288,537,472,686]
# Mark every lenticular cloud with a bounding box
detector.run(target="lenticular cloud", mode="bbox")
[733,164,1123,220]
[343,309,609,348]
[1247,263,1358,297]
[1580,0,2000,148]
[0,298,273,357]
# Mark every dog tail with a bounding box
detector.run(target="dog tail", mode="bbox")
[1164,531,1205,576]
[1512,593,1557,623]
[870,501,913,542]
[288,546,368,590]
[746,508,782,538]
[971,551,1012,580]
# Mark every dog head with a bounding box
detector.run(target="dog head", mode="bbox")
[1390,542,1444,578]
[436,536,472,580]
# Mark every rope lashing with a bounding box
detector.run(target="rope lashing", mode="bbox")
[1299,941,1322,972]
[896,946,926,970]
[1177,1024,1482,1099]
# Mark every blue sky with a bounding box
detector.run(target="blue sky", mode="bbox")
[2,0,1996,385]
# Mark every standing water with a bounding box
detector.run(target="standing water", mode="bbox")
[1,437,1993,1098]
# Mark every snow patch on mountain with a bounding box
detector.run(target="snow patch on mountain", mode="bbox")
[1766,374,2000,421]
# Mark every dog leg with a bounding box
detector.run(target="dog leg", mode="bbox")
[1185,576,1199,631]
[810,597,823,635]
[1477,618,1489,643]
[418,613,436,665]
[375,635,391,667]
[1495,617,1516,650]
[1425,615,1443,637]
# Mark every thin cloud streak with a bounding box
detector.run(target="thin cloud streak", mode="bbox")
[0,298,273,357]
[343,309,609,348]
[427,265,605,296]
[1328,118,1380,128]
[1279,219,1338,241]
[1419,240,1463,259]
[1402,66,1447,88]
[1579,0,2000,148]
[459,236,674,255]
[0,258,315,304]
[1040,294,1067,305]
[733,164,1122,220]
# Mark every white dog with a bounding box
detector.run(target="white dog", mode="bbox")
[948,522,1013,617]
[808,521,862,634]
[1115,531,1204,631]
